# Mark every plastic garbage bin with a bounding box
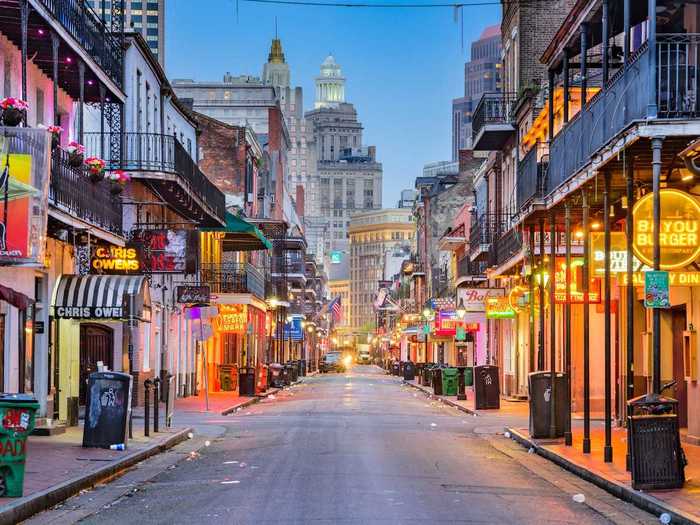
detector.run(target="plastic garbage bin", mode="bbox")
[256,364,269,394]
[464,366,474,387]
[269,363,284,388]
[474,365,500,409]
[0,394,39,497]
[403,361,416,381]
[287,362,299,383]
[442,368,459,396]
[219,364,239,392]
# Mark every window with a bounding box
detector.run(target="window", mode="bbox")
[3,56,11,98]
[35,88,44,126]
[146,1,159,9]
[131,15,142,23]
[147,15,158,23]
[147,27,158,36]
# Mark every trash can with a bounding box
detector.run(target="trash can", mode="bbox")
[474,365,500,409]
[219,364,239,392]
[442,368,459,396]
[627,394,686,490]
[391,361,401,376]
[0,394,39,497]
[300,359,307,377]
[415,363,424,382]
[288,362,299,383]
[403,361,416,381]
[464,366,473,387]
[528,371,567,438]
[239,367,256,397]
[82,371,133,449]
[421,363,434,387]
[256,364,269,394]
[432,365,445,396]
[269,363,285,388]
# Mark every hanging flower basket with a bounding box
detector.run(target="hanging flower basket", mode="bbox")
[106,170,130,195]
[64,141,85,167]
[85,156,106,183]
[40,125,64,150]
[0,98,28,126]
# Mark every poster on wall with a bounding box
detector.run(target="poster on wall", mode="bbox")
[0,129,50,265]
[130,229,198,274]
[645,271,670,309]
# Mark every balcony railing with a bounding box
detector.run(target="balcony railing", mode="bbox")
[200,262,265,299]
[37,0,123,88]
[457,255,485,279]
[469,213,510,255]
[472,92,517,150]
[516,143,549,211]
[84,132,225,222]
[270,256,306,276]
[488,228,523,268]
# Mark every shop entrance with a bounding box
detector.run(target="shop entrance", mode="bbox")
[79,324,114,405]
[456,334,475,366]
[671,307,688,428]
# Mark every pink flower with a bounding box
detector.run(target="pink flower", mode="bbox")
[64,141,85,155]
[85,156,106,174]
[39,124,63,134]
[0,97,29,111]
[107,170,131,185]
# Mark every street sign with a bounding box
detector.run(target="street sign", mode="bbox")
[456,326,466,341]
[645,271,670,308]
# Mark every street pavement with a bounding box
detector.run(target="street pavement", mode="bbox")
[26,366,658,525]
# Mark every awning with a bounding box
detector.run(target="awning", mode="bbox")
[52,275,151,321]
[0,283,33,310]
[201,212,272,251]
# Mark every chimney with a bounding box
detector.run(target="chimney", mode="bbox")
[295,185,305,219]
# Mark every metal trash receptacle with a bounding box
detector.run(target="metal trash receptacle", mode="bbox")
[528,371,567,438]
[474,365,500,409]
[269,363,285,388]
[403,361,416,381]
[432,366,445,396]
[627,394,686,490]
[239,367,256,396]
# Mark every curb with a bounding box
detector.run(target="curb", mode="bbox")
[0,427,193,525]
[506,427,700,525]
[402,380,478,416]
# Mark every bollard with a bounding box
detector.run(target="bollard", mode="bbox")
[153,377,161,433]
[165,375,173,428]
[144,379,152,437]
[457,366,467,401]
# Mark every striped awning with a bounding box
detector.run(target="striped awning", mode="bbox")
[52,275,151,321]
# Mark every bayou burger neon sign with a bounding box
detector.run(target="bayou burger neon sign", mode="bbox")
[632,189,700,270]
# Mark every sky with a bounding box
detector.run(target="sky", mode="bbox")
[165,0,500,207]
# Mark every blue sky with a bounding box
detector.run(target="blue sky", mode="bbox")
[165,0,500,207]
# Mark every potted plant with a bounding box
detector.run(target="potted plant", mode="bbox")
[0,97,28,126]
[41,125,63,150]
[106,170,130,195]
[85,156,106,183]
[64,141,85,167]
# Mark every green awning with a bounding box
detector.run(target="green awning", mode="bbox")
[201,212,272,251]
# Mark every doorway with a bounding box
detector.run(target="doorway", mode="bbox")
[79,324,114,405]
[671,307,688,428]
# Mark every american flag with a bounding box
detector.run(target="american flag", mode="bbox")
[329,296,343,323]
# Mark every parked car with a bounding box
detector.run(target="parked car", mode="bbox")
[320,352,345,373]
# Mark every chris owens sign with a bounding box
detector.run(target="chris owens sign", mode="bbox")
[91,246,140,273]
[633,189,700,270]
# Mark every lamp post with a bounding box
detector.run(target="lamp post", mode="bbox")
[422,307,434,363]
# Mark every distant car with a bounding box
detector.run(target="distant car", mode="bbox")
[358,351,371,364]
[320,352,345,373]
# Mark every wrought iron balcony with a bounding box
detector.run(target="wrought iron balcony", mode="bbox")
[516,144,549,211]
[472,92,517,151]
[488,228,523,269]
[457,255,486,281]
[34,0,123,88]
[469,213,510,258]
[200,262,265,299]
[84,132,225,225]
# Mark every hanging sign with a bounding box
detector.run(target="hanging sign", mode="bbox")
[554,257,601,303]
[216,304,247,333]
[632,189,700,270]
[455,326,466,341]
[130,229,198,274]
[176,285,210,304]
[91,246,140,273]
[456,288,505,312]
[485,296,516,319]
[644,271,671,308]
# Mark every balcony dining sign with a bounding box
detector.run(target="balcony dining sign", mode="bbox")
[129,229,199,274]
[0,129,50,265]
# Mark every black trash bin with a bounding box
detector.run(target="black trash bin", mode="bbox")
[82,372,133,448]
[421,363,434,387]
[432,365,445,396]
[239,367,256,397]
[300,359,307,377]
[415,363,424,383]
[391,361,400,376]
[528,371,568,438]
[281,365,291,386]
[474,365,500,409]
[289,361,299,382]
[403,361,416,381]
[627,393,686,490]
[269,363,284,388]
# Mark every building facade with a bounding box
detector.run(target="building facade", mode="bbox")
[348,209,415,331]
[451,25,501,160]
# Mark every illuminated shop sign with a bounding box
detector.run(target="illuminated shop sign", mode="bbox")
[485,296,516,319]
[632,189,700,270]
[554,258,601,304]
[216,304,247,334]
[91,246,140,273]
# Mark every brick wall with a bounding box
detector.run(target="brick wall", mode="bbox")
[195,114,246,197]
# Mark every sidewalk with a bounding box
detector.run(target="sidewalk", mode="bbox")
[401,373,700,524]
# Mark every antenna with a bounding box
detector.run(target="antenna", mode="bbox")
[275,16,278,38]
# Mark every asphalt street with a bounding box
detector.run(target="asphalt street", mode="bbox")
[27,365,658,525]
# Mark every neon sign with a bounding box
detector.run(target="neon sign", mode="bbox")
[216,304,247,334]
[91,246,140,272]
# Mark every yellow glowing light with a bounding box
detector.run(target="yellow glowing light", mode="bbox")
[574,229,585,239]
[590,221,602,231]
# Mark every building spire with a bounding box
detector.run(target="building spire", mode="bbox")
[268,19,285,64]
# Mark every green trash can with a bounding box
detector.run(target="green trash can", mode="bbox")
[442,368,459,396]
[465,366,474,387]
[0,393,39,497]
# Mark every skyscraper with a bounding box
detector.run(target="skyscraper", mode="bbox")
[88,0,166,65]
[451,25,501,160]
[305,55,383,258]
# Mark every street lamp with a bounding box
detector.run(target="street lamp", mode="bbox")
[456,299,466,319]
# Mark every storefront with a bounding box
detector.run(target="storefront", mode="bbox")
[51,274,151,423]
